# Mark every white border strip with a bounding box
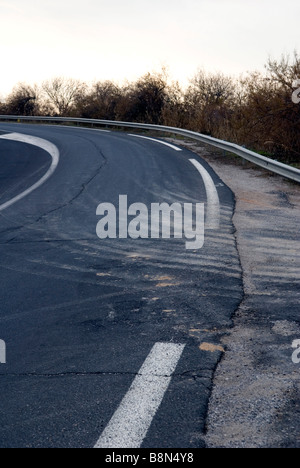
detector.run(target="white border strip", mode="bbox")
[129,134,182,152]
[189,159,220,230]
[0,133,60,212]
[40,124,111,133]
[94,342,185,449]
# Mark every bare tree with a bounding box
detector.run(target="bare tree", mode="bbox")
[77,81,121,119]
[42,77,86,116]
[162,80,187,127]
[6,83,38,116]
[229,56,300,163]
[185,69,235,135]
[0,53,298,165]
[266,51,300,89]
[187,69,234,107]
[115,72,168,124]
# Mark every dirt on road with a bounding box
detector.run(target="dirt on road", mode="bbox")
[168,138,300,448]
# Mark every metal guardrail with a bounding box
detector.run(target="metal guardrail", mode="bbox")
[0,115,299,183]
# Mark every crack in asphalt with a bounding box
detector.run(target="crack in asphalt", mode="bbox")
[0,369,211,380]
[0,131,244,448]
[0,135,108,244]
[34,151,107,224]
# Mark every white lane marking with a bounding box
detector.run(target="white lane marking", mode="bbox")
[0,133,60,212]
[129,134,182,152]
[76,127,111,133]
[189,159,220,230]
[94,342,185,449]
[41,124,111,133]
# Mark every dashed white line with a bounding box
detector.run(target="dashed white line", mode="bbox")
[189,159,220,230]
[0,133,60,212]
[94,342,185,449]
[129,134,182,152]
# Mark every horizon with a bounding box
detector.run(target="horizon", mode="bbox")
[0,0,299,98]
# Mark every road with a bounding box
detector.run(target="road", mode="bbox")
[0,123,243,448]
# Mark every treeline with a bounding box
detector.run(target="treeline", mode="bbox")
[1,54,300,164]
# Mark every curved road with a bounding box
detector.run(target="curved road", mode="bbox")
[0,123,242,448]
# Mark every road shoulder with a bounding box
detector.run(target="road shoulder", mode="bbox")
[168,138,300,448]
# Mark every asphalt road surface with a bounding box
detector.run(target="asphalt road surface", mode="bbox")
[0,123,243,448]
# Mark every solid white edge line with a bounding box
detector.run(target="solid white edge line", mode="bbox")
[94,342,185,449]
[129,134,182,152]
[189,159,220,230]
[0,133,60,212]
[41,124,111,133]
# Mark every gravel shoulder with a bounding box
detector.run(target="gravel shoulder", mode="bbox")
[168,138,300,448]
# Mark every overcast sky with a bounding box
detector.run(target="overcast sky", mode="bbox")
[0,0,299,96]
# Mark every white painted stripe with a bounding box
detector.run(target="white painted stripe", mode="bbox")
[94,342,185,449]
[189,159,220,230]
[129,134,182,152]
[0,133,59,212]
[42,124,111,133]
[77,127,111,133]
